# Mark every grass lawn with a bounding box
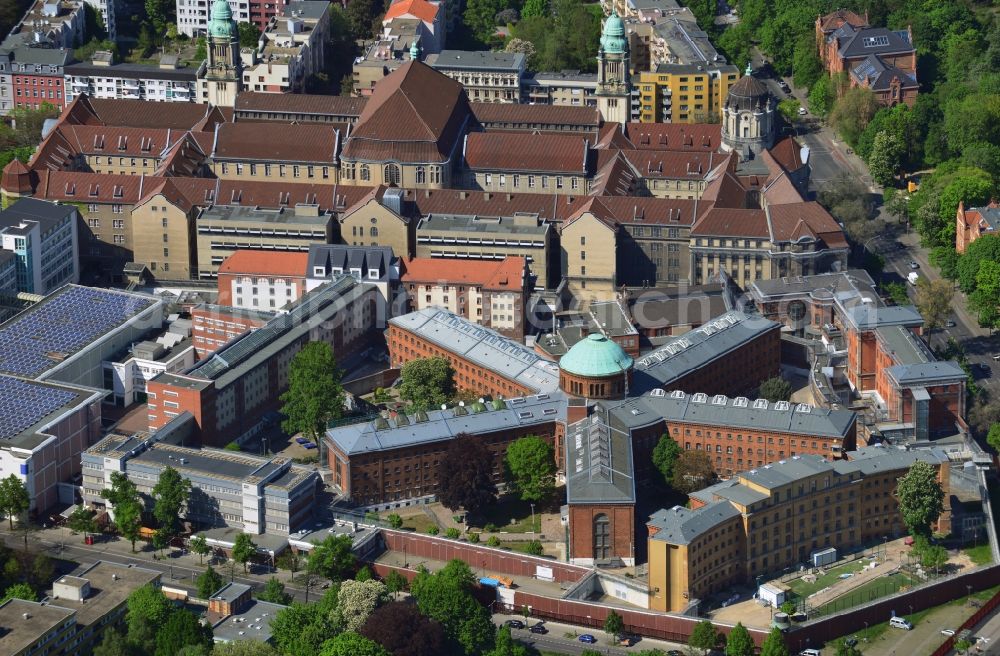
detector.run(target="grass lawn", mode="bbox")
[813,572,921,616]
[389,513,437,534]
[473,498,542,534]
[502,541,544,555]
[786,561,868,599]
[964,543,993,566]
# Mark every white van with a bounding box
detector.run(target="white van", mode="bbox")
[800,649,821,656]
[889,617,913,630]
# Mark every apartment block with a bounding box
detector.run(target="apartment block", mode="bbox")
[0,197,79,294]
[191,303,274,358]
[0,33,72,113]
[195,203,333,279]
[401,256,529,339]
[241,1,331,94]
[636,64,740,124]
[521,70,597,107]
[426,50,525,103]
[647,448,949,612]
[83,419,319,534]
[387,307,560,398]
[177,0,251,37]
[216,250,309,309]
[64,57,204,105]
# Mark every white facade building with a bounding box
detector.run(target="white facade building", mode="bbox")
[63,58,205,104]
[176,0,250,37]
[0,197,79,295]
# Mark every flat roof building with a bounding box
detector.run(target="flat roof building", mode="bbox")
[0,597,76,656]
[0,198,79,295]
[426,50,525,104]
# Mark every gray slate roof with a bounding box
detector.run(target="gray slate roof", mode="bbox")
[307,244,396,283]
[647,501,740,545]
[852,54,918,90]
[876,325,933,365]
[631,311,780,393]
[325,391,566,455]
[841,304,922,330]
[564,414,635,505]
[885,360,967,386]
[604,390,856,439]
[836,26,914,59]
[428,50,525,71]
[64,61,199,81]
[0,197,77,230]
[389,307,559,393]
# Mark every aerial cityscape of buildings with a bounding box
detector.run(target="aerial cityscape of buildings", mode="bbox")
[0,0,996,654]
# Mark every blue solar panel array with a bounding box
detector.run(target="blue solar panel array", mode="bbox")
[0,286,157,378]
[0,375,77,440]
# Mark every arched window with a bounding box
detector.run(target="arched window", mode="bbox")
[415,166,426,184]
[360,164,370,181]
[384,163,401,185]
[593,514,610,560]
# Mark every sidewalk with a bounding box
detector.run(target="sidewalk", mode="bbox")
[494,611,687,656]
[859,602,971,656]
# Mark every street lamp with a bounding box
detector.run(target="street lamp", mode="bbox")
[529,504,536,534]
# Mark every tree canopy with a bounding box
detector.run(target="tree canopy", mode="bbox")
[438,434,497,514]
[689,620,718,653]
[195,565,224,599]
[896,461,945,538]
[0,475,29,529]
[280,342,346,439]
[151,466,190,537]
[503,436,556,503]
[398,357,456,412]
[652,433,682,488]
[410,560,494,655]
[307,533,357,582]
[758,377,792,402]
[726,622,756,656]
[672,450,716,494]
[760,626,789,656]
[360,600,449,656]
[232,533,257,573]
[320,632,391,656]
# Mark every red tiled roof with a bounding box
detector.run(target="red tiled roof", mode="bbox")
[761,170,805,205]
[212,122,340,163]
[35,170,148,203]
[583,196,698,225]
[218,250,309,277]
[767,136,806,174]
[401,256,525,290]
[595,122,634,150]
[61,94,227,130]
[620,150,717,180]
[384,0,440,24]
[563,197,619,230]
[464,132,589,173]
[1,158,34,194]
[692,208,769,237]
[234,92,367,117]
[818,8,867,33]
[470,102,601,130]
[767,202,847,248]
[622,123,720,151]
[403,188,578,221]
[345,61,468,164]
[590,150,638,196]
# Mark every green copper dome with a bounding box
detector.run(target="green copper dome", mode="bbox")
[208,0,236,39]
[560,333,633,378]
[600,11,627,54]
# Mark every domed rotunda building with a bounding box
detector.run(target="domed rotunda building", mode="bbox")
[558,333,633,400]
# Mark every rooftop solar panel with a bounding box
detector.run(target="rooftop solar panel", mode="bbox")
[0,286,157,378]
[0,376,77,440]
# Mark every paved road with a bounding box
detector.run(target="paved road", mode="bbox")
[968,606,999,655]
[495,613,686,656]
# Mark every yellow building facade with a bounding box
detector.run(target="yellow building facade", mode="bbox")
[637,66,740,124]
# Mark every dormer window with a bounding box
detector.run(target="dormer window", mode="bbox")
[332,267,342,275]
[368,269,379,278]
[313,267,325,276]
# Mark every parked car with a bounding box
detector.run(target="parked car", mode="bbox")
[618,633,641,646]
[579,634,598,644]
[669,651,684,656]
[889,617,913,630]
[797,106,807,115]
[505,620,525,630]
[303,442,317,450]
[845,637,859,647]
[295,437,308,444]
[529,623,548,634]
[946,320,957,328]
[909,261,920,269]
[778,80,790,92]
[941,629,956,636]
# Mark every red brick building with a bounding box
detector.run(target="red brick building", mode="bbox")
[400,256,530,339]
[387,307,561,398]
[191,304,274,359]
[956,201,999,254]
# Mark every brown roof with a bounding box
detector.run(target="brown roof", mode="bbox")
[563,197,618,230]
[35,170,148,203]
[595,122,634,150]
[584,196,698,226]
[767,136,806,174]
[622,123,720,151]
[403,188,578,221]
[401,256,525,290]
[234,92,367,118]
[59,125,185,158]
[138,178,196,213]
[621,150,717,180]
[691,208,769,237]
[212,122,340,163]
[345,61,469,163]
[464,132,589,173]
[761,170,805,206]
[818,8,867,33]
[767,202,847,248]
[590,150,638,196]
[471,102,601,130]
[1,158,34,194]
[62,94,227,130]
[218,250,309,277]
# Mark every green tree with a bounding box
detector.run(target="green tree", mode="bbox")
[399,357,456,412]
[257,577,292,604]
[356,565,374,581]
[67,506,99,537]
[114,498,143,553]
[308,534,356,581]
[503,435,555,503]
[232,533,257,573]
[604,610,624,639]
[196,565,224,598]
[778,98,801,123]
[939,168,993,235]
[835,642,862,656]
[384,569,407,599]
[958,236,1000,293]
[154,608,213,656]
[673,450,715,494]
[360,600,447,656]
[1,582,37,602]
[920,543,948,574]
[970,260,1000,329]
[868,131,903,186]
[726,622,755,656]
[237,22,260,48]
[270,596,339,656]
[411,560,494,655]
[956,639,973,655]
[487,625,534,656]
[190,534,210,565]
[807,75,835,118]
[102,471,139,506]
[224,442,242,451]
[987,424,1000,453]
[438,433,497,514]
[524,540,543,556]
[929,247,960,280]
[689,620,718,653]
[0,475,29,529]
[758,377,792,402]
[31,554,53,586]
[520,0,546,19]
[914,278,954,334]
[791,36,822,90]
[896,461,945,538]
[319,632,391,656]
[280,342,346,440]
[336,578,387,632]
[387,513,403,529]
[463,0,505,43]
[151,465,190,538]
[126,583,173,651]
[830,87,879,146]
[760,626,789,656]
[884,281,910,306]
[92,628,131,656]
[652,433,683,487]
[212,641,282,656]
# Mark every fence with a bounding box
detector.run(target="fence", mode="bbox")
[928,586,1000,656]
